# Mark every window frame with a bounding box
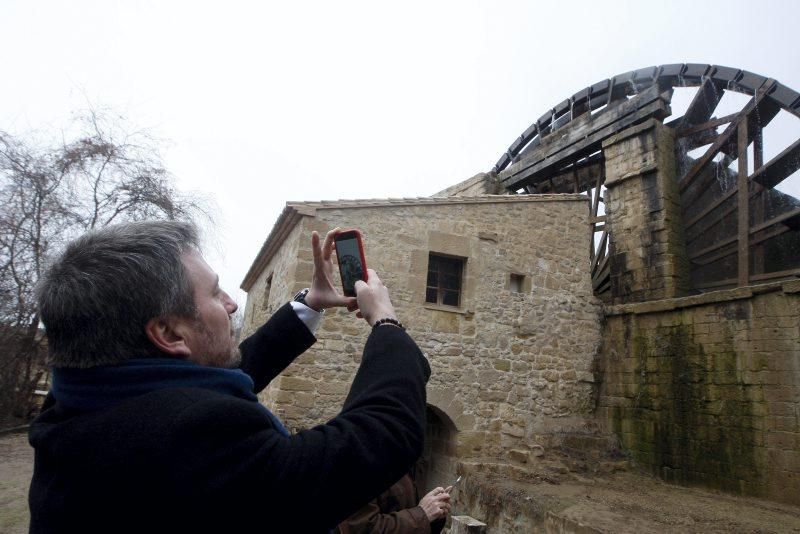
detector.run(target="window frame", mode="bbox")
[425,253,465,308]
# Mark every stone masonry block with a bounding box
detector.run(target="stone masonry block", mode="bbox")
[280,377,315,391]
[451,516,487,534]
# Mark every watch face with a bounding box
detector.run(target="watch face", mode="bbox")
[294,289,309,301]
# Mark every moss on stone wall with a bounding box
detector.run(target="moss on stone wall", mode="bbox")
[601,285,800,504]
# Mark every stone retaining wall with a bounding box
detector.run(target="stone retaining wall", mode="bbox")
[597,281,800,505]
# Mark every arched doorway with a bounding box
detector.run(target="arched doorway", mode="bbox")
[416,405,458,493]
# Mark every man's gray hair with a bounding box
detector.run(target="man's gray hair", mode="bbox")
[37,221,200,368]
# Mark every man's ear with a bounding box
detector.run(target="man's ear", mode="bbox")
[145,316,192,357]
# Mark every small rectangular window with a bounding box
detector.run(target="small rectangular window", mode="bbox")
[426,254,464,307]
[509,273,524,293]
[261,273,273,311]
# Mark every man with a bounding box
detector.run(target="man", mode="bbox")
[28,221,430,533]
[337,473,452,533]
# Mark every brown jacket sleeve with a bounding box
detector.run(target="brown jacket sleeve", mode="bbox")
[339,499,430,534]
[338,474,431,534]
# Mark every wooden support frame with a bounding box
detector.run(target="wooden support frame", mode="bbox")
[678,80,777,193]
[737,121,750,286]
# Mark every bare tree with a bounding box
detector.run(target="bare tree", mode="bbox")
[0,109,211,426]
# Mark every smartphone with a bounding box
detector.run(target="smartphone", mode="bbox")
[333,229,368,297]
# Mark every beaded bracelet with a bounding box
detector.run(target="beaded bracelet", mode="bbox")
[373,317,405,330]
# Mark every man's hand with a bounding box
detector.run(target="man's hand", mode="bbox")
[304,229,358,311]
[353,269,397,326]
[419,487,451,522]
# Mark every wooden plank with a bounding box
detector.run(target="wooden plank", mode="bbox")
[676,112,739,138]
[737,121,750,286]
[750,268,800,282]
[503,98,670,190]
[752,125,765,275]
[592,258,610,290]
[500,84,669,190]
[684,184,738,230]
[679,78,723,128]
[750,224,790,248]
[689,232,737,261]
[692,242,737,266]
[546,156,604,194]
[678,81,775,193]
[593,233,609,274]
[679,129,723,152]
[750,137,800,189]
[750,207,800,234]
[678,114,744,193]
[695,278,738,290]
[689,206,800,261]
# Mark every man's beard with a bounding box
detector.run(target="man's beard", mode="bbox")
[193,320,241,368]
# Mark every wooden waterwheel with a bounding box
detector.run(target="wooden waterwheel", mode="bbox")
[493,64,800,299]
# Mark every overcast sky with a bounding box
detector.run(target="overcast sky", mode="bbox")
[2,0,799,305]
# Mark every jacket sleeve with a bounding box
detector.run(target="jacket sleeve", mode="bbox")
[237,301,317,392]
[169,324,431,532]
[340,500,431,534]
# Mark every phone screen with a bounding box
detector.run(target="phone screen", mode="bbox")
[334,233,366,297]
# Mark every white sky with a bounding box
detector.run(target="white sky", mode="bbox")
[2,0,799,305]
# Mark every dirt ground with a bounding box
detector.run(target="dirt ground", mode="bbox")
[3,430,800,533]
[0,431,33,534]
[456,457,800,533]
[484,471,800,533]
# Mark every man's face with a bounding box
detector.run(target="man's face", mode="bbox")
[181,250,240,368]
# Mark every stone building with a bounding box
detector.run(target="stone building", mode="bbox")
[241,63,800,528]
[240,193,603,491]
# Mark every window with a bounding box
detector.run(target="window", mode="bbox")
[509,273,524,293]
[261,273,273,311]
[426,254,464,307]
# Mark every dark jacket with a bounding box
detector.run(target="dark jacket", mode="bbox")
[28,303,430,533]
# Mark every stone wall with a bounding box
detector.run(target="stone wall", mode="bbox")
[433,173,505,197]
[597,280,800,505]
[241,218,306,419]
[242,196,604,481]
[603,119,691,304]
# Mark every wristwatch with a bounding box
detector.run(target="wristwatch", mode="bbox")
[293,288,311,306]
[293,288,322,312]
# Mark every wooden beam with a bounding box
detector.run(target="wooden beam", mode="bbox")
[689,206,800,261]
[689,233,738,262]
[500,84,670,191]
[694,278,738,290]
[684,185,738,230]
[544,156,604,194]
[678,81,776,193]
[750,224,790,248]
[750,268,800,282]
[750,207,800,234]
[752,125,765,275]
[676,112,739,138]
[750,137,800,189]
[680,128,723,152]
[679,78,723,128]
[737,120,750,286]
[691,242,737,266]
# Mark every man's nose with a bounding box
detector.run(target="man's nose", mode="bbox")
[223,292,238,314]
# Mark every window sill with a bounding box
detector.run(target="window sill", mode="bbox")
[423,303,472,316]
